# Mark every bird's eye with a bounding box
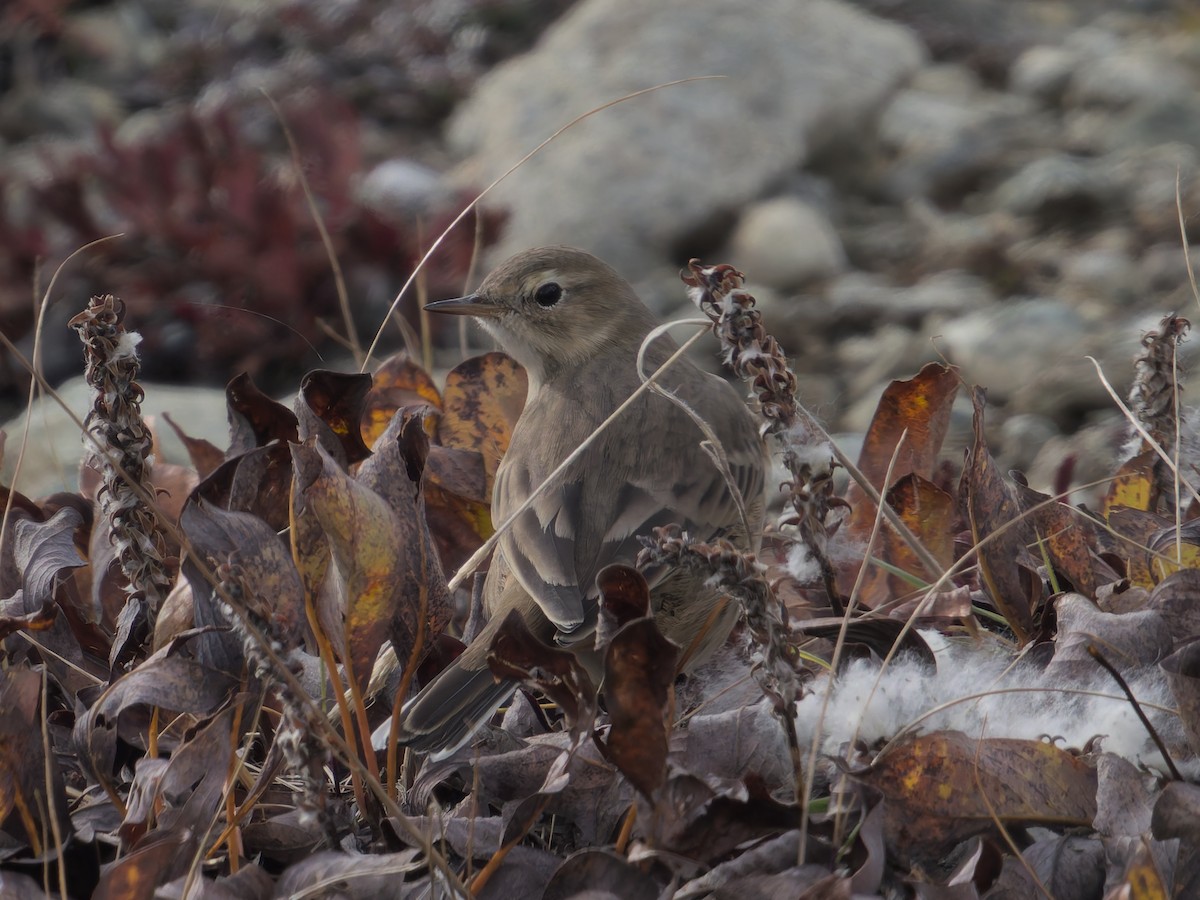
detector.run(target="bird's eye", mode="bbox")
[534,282,562,307]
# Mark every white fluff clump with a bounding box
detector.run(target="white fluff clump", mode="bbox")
[785,542,820,583]
[794,633,1190,776]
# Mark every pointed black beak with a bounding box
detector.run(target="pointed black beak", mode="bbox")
[423,294,504,318]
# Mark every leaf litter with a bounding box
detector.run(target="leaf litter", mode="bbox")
[1,268,1200,899]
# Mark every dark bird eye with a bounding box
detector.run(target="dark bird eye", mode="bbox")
[534,282,562,307]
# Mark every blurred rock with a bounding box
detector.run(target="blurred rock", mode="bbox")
[728,197,845,290]
[999,412,1062,474]
[449,0,923,281]
[939,297,1091,403]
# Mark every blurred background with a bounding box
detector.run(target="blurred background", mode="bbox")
[2,0,1200,498]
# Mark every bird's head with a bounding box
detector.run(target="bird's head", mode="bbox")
[425,246,656,387]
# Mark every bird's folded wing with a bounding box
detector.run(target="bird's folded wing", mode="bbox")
[494,391,765,634]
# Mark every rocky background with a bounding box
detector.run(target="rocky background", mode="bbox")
[3,0,1200,499]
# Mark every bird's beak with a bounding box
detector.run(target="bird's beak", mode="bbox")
[423,294,504,318]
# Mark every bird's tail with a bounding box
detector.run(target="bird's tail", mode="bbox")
[394,660,516,759]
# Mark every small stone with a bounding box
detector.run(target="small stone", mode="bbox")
[357,159,449,216]
[1010,45,1079,104]
[999,413,1062,473]
[729,197,845,290]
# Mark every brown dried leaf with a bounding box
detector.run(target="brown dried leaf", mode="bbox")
[226,372,299,456]
[74,644,236,784]
[92,830,195,900]
[855,474,955,608]
[437,352,527,494]
[356,410,453,670]
[845,363,959,537]
[849,730,1097,862]
[964,388,1037,643]
[595,563,651,655]
[0,668,72,850]
[288,442,332,639]
[487,609,597,740]
[1011,474,1101,599]
[296,369,373,467]
[598,616,678,800]
[179,498,306,650]
[189,443,295,533]
[653,773,800,863]
[291,440,411,696]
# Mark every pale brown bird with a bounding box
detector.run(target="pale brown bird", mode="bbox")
[398,246,766,756]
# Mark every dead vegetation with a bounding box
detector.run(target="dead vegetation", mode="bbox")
[3,241,1200,898]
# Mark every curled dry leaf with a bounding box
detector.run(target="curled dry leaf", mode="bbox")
[179,497,306,651]
[291,440,411,696]
[356,410,453,670]
[225,372,299,457]
[74,642,236,785]
[594,563,651,655]
[296,369,374,467]
[597,615,678,801]
[964,388,1038,643]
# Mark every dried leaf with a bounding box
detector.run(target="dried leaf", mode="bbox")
[360,351,442,447]
[74,643,236,785]
[92,830,195,900]
[849,730,1097,862]
[0,667,72,850]
[296,370,372,467]
[179,498,305,650]
[854,473,955,608]
[356,410,453,669]
[161,411,224,479]
[845,362,958,537]
[487,610,597,741]
[598,616,678,800]
[1103,449,1160,517]
[1011,473,1101,599]
[964,388,1037,643]
[226,373,298,457]
[291,440,412,696]
[437,352,527,494]
[595,563,651,655]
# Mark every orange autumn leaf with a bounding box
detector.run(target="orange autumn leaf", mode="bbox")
[437,352,527,494]
[361,352,443,448]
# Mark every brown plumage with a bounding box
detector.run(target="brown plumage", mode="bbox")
[398,246,767,756]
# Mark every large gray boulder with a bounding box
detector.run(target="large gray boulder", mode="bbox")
[449,0,924,274]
